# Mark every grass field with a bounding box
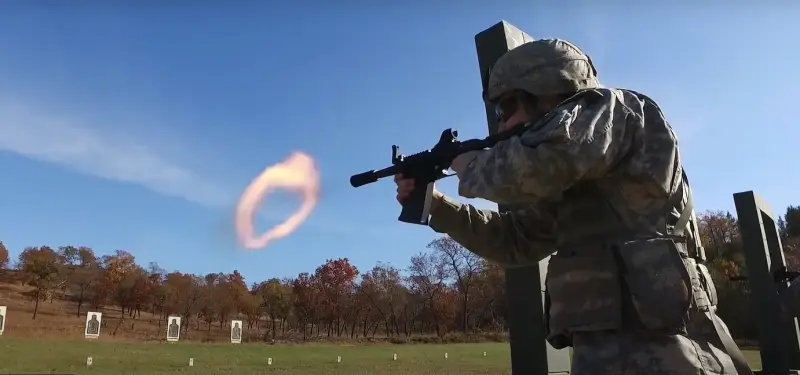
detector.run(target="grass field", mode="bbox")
[0,282,767,374]
[0,339,511,375]
[0,338,765,375]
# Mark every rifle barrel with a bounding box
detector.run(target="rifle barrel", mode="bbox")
[350,165,399,188]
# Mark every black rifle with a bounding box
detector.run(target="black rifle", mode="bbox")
[730,265,800,284]
[350,127,520,225]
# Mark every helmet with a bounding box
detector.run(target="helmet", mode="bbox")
[483,39,600,103]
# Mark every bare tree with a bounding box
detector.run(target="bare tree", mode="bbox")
[428,236,483,333]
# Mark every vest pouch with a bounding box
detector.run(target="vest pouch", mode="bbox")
[615,238,692,331]
[543,288,573,349]
[545,247,623,338]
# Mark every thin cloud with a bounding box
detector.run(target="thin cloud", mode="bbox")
[0,99,373,237]
[0,100,230,207]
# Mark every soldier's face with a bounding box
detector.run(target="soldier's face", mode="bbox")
[494,92,533,132]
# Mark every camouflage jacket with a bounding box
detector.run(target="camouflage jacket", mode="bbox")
[429,88,699,265]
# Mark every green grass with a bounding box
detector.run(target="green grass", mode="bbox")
[743,350,763,370]
[0,339,511,375]
[0,338,764,375]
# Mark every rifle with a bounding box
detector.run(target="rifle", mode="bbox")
[730,265,800,284]
[349,127,520,225]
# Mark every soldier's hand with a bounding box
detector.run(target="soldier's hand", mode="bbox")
[394,174,416,204]
[394,174,443,207]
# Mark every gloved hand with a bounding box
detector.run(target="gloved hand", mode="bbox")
[394,173,444,209]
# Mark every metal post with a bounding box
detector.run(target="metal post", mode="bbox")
[734,191,800,375]
[474,21,571,375]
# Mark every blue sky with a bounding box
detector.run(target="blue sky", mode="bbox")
[0,2,797,284]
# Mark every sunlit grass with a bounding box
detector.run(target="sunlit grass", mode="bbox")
[0,338,512,375]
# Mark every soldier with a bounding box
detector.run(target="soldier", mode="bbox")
[395,39,752,374]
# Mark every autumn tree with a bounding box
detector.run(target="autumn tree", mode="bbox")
[780,206,800,254]
[9,201,800,343]
[68,247,99,316]
[470,262,506,331]
[163,272,203,335]
[144,262,167,320]
[291,273,320,339]
[101,251,142,315]
[241,288,262,331]
[353,281,382,337]
[18,246,61,319]
[343,282,366,338]
[408,251,450,336]
[697,211,755,339]
[361,263,407,336]
[0,241,9,274]
[55,246,80,299]
[428,236,483,333]
[218,271,248,327]
[432,287,459,335]
[198,273,222,332]
[254,278,291,340]
[102,251,137,283]
[314,258,359,337]
[779,205,800,238]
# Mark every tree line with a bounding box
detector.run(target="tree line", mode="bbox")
[0,204,798,343]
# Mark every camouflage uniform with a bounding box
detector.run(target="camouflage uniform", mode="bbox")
[427,40,752,375]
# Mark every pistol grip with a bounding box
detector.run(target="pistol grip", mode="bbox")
[398,179,435,225]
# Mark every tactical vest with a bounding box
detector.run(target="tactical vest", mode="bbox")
[541,90,753,375]
[543,172,711,347]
